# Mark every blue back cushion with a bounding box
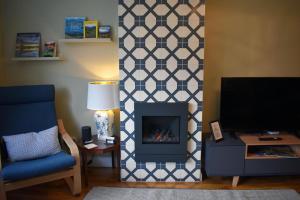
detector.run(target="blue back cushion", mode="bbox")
[0,85,57,136]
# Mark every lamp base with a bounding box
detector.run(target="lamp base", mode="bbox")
[94,110,114,140]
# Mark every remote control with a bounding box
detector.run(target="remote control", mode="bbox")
[259,137,282,141]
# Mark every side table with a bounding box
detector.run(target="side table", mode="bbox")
[76,135,120,186]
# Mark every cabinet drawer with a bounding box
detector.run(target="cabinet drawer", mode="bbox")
[245,159,300,175]
[205,146,245,176]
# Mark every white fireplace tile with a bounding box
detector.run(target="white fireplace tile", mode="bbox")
[188,13,200,29]
[134,169,148,179]
[120,150,128,161]
[194,131,202,141]
[123,34,135,51]
[176,4,191,16]
[185,176,196,182]
[188,119,197,134]
[193,169,201,180]
[175,26,191,38]
[165,176,176,182]
[187,81,199,94]
[154,69,169,80]
[196,48,205,60]
[160,169,168,180]
[132,26,148,38]
[145,35,156,51]
[153,90,169,101]
[133,90,148,101]
[153,169,162,180]
[188,56,199,73]
[173,169,186,180]
[185,159,196,172]
[126,157,136,172]
[165,162,176,172]
[145,78,156,93]
[125,119,134,134]
[124,98,134,114]
[121,168,129,179]
[145,176,156,182]
[175,69,190,81]
[132,4,147,16]
[125,138,135,153]
[145,56,156,72]
[124,56,135,72]
[166,78,177,93]
[126,176,137,182]
[198,4,206,16]
[187,139,197,153]
[120,111,128,122]
[120,131,128,141]
[145,12,156,29]
[146,162,157,172]
[197,26,205,39]
[124,78,135,94]
[196,69,204,80]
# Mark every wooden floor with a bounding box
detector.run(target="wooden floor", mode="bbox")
[8,168,300,200]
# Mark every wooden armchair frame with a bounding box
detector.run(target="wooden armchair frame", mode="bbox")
[0,119,81,200]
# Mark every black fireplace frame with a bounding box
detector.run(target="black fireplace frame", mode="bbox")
[135,102,188,162]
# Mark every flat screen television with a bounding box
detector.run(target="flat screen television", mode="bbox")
[220,77,300,132]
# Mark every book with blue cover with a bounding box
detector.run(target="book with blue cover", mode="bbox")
[15,33,41,57]
[65,17,86,39]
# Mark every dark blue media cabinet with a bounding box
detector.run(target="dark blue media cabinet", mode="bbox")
[204,132,300,186]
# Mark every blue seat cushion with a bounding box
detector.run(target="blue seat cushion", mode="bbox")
[1,151,75,181]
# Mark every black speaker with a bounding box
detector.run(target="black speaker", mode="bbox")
[81,126,92,144]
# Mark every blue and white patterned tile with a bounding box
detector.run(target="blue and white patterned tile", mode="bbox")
[119,0,205,182]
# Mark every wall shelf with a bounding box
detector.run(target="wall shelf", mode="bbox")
[59,38,112,43]
[11,57,63,61]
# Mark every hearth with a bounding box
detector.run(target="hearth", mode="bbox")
[135,103,188,162]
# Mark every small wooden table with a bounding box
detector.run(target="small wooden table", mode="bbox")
[76,135,120,186]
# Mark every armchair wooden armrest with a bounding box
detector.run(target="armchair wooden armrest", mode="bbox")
[57,119,81,195]
[57,120,80,164]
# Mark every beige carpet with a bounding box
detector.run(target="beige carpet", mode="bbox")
[84,187,300,200]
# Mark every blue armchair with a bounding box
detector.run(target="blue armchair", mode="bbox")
[0,85,81,200]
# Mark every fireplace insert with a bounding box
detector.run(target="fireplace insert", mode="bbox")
[135,102,188,162]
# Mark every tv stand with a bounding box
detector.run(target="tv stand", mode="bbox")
[204,132,300,187]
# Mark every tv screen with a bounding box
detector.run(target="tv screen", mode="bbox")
[220,77,300,132]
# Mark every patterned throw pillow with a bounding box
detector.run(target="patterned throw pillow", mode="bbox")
[3,126,61,162]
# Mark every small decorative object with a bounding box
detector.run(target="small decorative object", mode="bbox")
[99,25,111,38]
[43,41,56,57]
[106,136,116,144]
[210,120,224,142]
[15,33,41,57]
[87,81,119,140]
[84,20,98,38]
[65,17,86,39]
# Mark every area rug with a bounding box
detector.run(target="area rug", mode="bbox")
[84,187,300,200]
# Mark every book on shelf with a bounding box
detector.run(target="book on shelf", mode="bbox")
[99,25,111,38]
[15,33,41,57]
[65,17,86,39]
[84,20,98,38]
[43,41,56,57]
[249,146,299,158]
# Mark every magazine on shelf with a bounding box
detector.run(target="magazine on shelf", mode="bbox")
[65,17,86,39]
[15,33,41,57]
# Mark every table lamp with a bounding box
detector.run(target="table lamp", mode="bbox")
[87,81,119,140]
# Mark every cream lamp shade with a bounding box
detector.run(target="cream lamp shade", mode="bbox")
[87,81,119,111]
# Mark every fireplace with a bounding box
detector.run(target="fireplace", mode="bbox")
[135,103,188,162]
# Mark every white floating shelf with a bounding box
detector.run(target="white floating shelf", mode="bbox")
[59,38,112,43]
[12,57,63,61]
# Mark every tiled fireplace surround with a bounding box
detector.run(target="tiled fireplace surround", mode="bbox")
[119,0,205,182]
